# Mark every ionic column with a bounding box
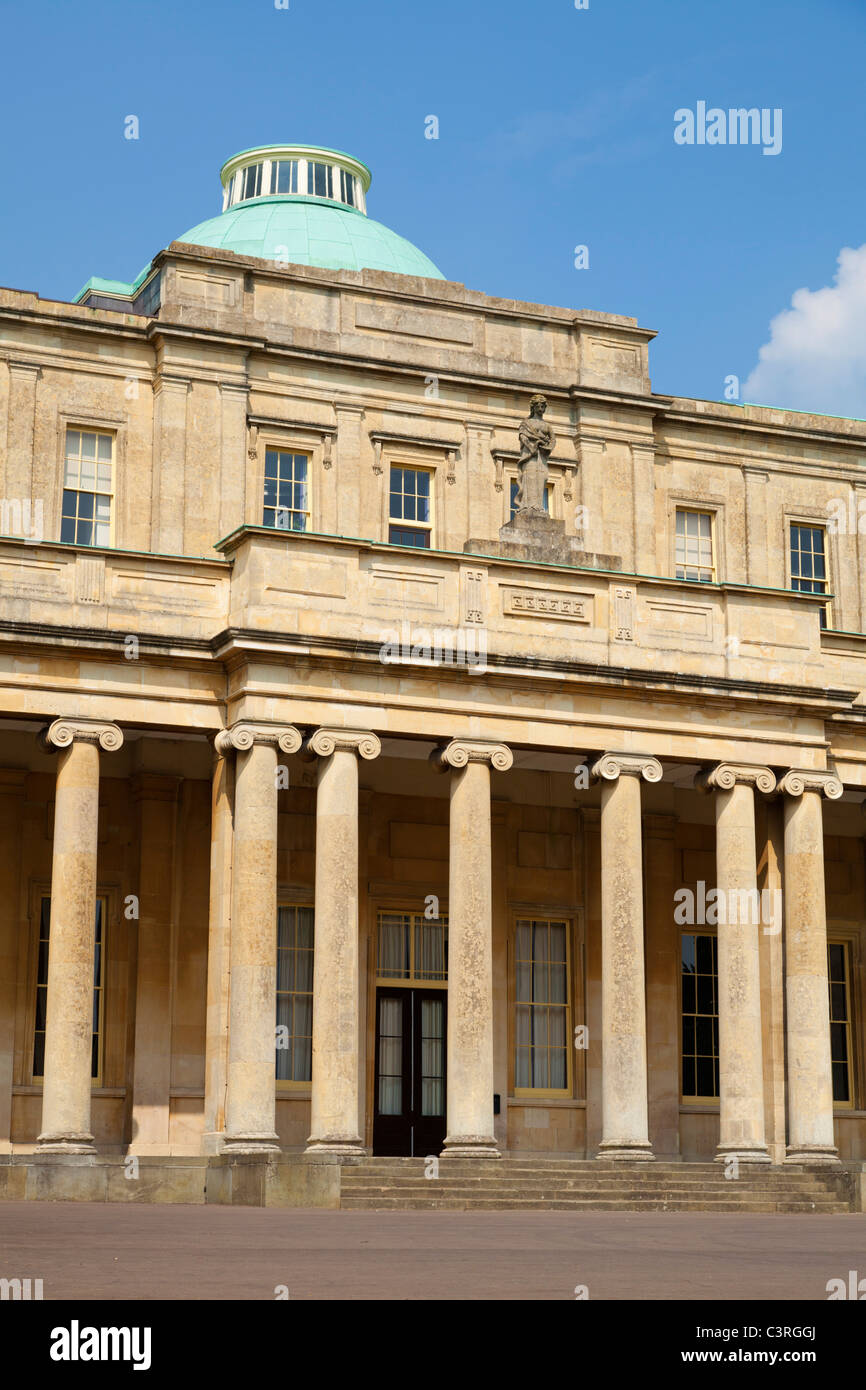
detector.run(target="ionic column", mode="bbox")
[590,752,661,1160]
[778,769,842,1165]
[304,728,381,1155]
[37,718,123,1152]
[697,763,775,1164]
[435,739,513,1158]
[216,722,301,1154]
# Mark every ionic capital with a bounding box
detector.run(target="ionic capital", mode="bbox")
[696,763,776,795]
[40,718,123,753]
[590,752,662,783]
[214,723,302,757]
[302,728,381,761]
[434,739,513,773]
[777,769,843,800]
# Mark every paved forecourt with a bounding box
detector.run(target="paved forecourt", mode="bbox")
[2,1203,864,1301]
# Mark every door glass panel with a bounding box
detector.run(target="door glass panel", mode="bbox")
[378,996,403,1114]
[420,996,445,1116]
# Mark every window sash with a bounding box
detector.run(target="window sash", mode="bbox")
[675,508,715,582]
[514,918,570,1095]
[681,931,719,1100]
[376,911,448,985]
[276,904,315,1083]
[262,450,309,531]
[828,940,854,1107]
[33,896,105,1083]
[62,429,114,547]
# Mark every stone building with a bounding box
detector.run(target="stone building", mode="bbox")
[0,143,864,1203]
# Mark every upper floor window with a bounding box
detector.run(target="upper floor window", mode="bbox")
[339,169,357,206]
[514,918,571,1095]
[675,507,715,582]
[308,161,334,199]
[509,479,550,519]
[62,429,113,547]
[262,450,308,532]
[273,159,299,194]
[790,523,829,629]
[389,466,431,548]
[241,163,264,199]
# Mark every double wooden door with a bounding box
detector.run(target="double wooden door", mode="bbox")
[373,987,446,1156]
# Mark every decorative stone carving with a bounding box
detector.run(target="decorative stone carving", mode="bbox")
[776,769,843,799]
[434,739,513,773]
[303,728,381,761]
[590,752,663,783]
[514,394,556,516]
[696,763,776,795]
[214,723,302,756]
[40,718,123,753]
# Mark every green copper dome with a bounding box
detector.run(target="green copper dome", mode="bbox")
[177,194,445,279]
[73,142,445,306]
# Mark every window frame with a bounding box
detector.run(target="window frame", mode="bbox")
[512,915,574,1099]
[828,937,855,1111]
[275,901,315,1092]
[261,447,311,533]
[788,518,832,629]
[680,928,720,1105]
[388,464,434,549]
[674,506,717,584]
[31,892,108,1087]
[60,426,116,549]
[374,908,449,990]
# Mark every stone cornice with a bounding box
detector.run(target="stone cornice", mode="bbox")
[590,752,663,783]
[776,769,844,800]
[40,718,123,752]
[696,763,776,795]
[214,723,301,756]
[302,728,381,761]
[434,739,513,772]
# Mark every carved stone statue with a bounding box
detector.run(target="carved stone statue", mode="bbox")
[514,394,556,515]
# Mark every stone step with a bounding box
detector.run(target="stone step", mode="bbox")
[343,1169,842,1189]
[341,1185,843,1203]
[340,1196,851,1213]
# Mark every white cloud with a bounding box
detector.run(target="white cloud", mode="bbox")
[742,244,866,418]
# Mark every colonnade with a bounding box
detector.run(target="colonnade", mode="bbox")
[33,719,843,1165]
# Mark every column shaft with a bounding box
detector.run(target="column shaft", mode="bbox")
[444,759,497,1155]
[307,736,373,1154]
[224,741,280,1151]
[38,740,101,1151]
[598,771,653,1158]
[713,781,770,1162]
[783,787,838,1163]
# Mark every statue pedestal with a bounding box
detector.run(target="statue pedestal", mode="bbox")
[465,511,621,570]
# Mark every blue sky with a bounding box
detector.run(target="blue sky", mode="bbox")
[1,0,864,414]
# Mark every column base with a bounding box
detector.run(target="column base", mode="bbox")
[441,1136,501,1158]
[715,1146,771,1165]
[785,1146,841,1166]
[221,1133,281,1155]
[305,1136,366,1157]
[37,1133,96,1155]
[597,1142,654,1162]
